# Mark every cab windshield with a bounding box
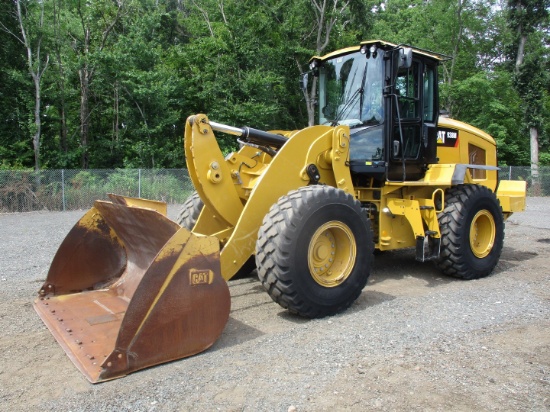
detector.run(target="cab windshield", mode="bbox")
[317,51,384,127]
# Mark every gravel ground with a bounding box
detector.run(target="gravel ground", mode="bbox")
[0,199,549,411]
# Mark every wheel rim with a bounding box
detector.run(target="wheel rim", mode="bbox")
[469,210,496,258]
[308,221,356,287]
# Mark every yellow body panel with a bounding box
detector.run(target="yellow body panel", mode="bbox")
[497,180,527,213]
[185,114,244,227]
[436,116,526,214]
[356,185,441,251]
[438,117,496,145]
[436,117,498,192]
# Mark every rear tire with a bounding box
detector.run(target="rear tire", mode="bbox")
[256,186,374,318]
[436,184,504,280]
[177,192,203,230]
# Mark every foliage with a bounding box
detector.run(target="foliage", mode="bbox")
[0,0,548,168]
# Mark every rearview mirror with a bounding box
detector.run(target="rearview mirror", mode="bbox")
[399,47,413,69]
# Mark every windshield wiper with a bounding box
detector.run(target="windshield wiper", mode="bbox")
[331,62,369,127]
[331,88,362,126]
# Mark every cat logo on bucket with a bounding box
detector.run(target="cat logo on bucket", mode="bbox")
[189,269,214,286]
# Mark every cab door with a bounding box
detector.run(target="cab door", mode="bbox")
[388,59,438,181]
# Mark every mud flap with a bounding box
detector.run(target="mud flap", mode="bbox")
[34,199,230,383]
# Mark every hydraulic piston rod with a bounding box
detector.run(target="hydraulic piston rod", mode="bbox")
[209,120,288,148]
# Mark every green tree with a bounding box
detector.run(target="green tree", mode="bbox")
[0,0,31,168]
[68,0,127,168]
[1,0,546,171]
[1,0,50,170]
[507,0,549,184]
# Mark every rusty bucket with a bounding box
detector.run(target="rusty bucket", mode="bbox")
[34,195,230,383]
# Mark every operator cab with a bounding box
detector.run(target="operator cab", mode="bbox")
[310,41,446,182]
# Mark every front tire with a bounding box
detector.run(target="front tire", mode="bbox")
[436,184,504,280]
[255,186,374,318]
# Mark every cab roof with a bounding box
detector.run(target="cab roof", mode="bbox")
[311,40,451,63]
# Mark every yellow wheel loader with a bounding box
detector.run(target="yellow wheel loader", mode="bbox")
[35,40,526,382]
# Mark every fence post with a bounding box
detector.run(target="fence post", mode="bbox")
[509,165,512,180]
[138,168,141,198]
[61,169,66,212]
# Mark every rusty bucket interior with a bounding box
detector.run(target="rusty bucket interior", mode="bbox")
[34,196,230,383]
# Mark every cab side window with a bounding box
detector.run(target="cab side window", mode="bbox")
[394,61,421,159]
[395,63,419,119]
[423,65,436,123]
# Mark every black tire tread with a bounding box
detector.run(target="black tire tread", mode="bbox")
[177,191,203,229]
[256,186,373,318]
[436,184,504,280]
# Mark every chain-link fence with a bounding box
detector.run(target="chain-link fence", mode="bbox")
[498,166,550,197]
[0,166,547,213]
[0,169,195,213]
